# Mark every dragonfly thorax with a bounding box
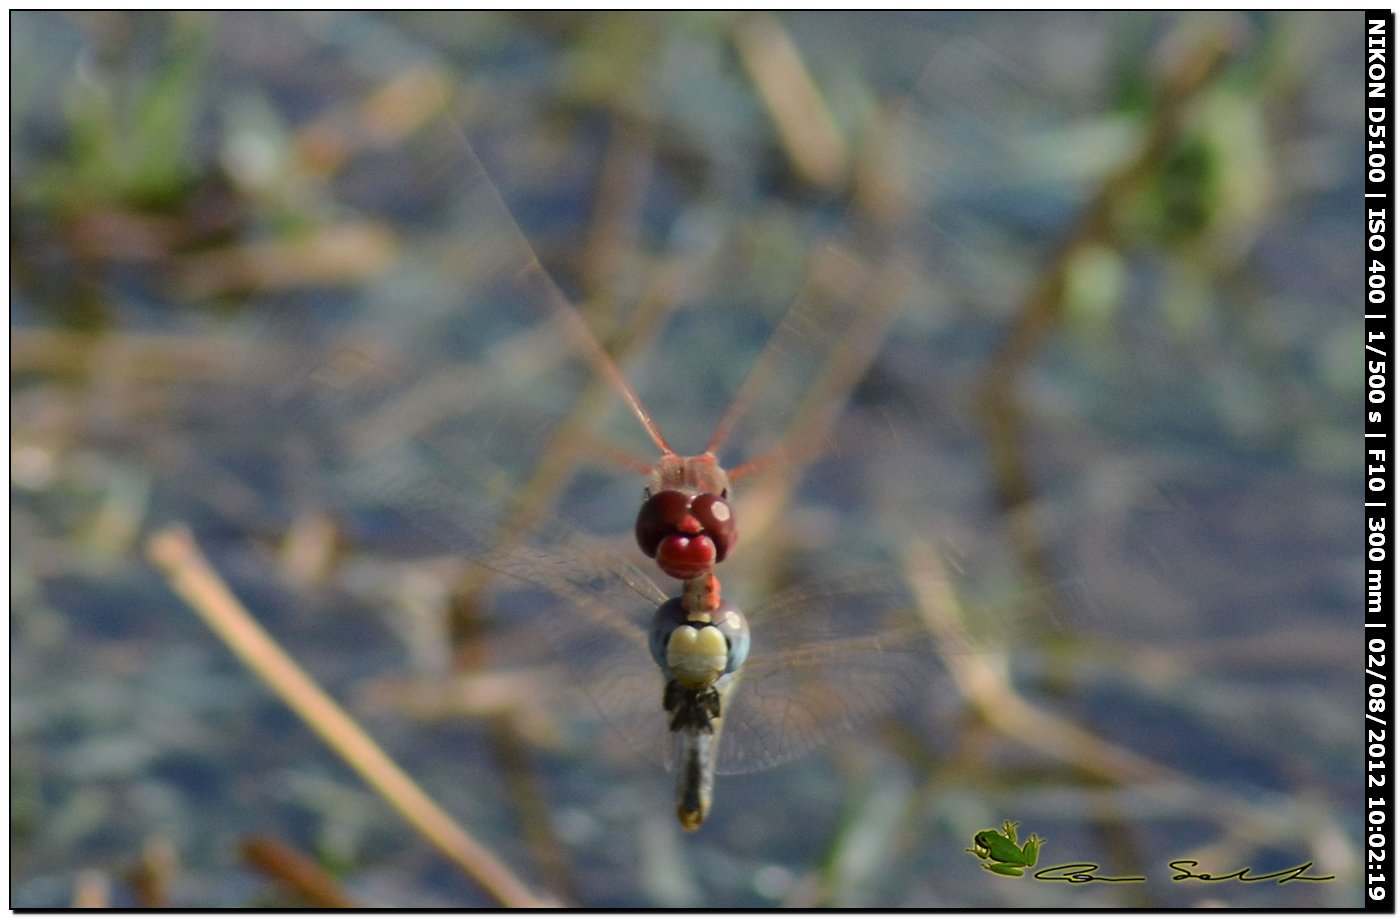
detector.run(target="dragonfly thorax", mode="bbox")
[649,598,750,693]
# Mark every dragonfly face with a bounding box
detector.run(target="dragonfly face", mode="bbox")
[635,453,737,580]
[635,488,738,580]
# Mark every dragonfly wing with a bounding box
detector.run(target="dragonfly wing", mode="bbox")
[707,569,946,775]
[298,419,679,767]
[522,589,670,770]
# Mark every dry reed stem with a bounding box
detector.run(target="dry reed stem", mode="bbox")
[902,532,1340,862]
[731,12,850,189]
[146,524,548,908]
[128,837,176,908]
[71,870,111,909]
[10,328,248,380]
[977,23,1237,609]
[242,835,361,909]
[901,534,1173,787]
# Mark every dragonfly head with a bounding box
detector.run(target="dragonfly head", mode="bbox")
[636,455,737,580]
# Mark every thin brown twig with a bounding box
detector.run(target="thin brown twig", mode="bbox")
[145,524,549,908]
[901,534,1172,787]
[977,24,1237,607]
[581,110,656,300]
[730,11,850,189]
[489,717,581,905]
[981,26,1236,395]
[901,530,1345,866]
[242,835,361,909]
[127,837,176,908]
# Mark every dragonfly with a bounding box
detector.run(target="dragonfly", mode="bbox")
[242,43,1049,830]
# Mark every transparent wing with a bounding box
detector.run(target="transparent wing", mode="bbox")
[478,537,674,770]
[335,432,683,768]
[520,561,1039,779]
[215,88,682,555]
[712,569,946,775]
[335,431,685,771]
[188,35,1088,781]
[693,35,1093,482]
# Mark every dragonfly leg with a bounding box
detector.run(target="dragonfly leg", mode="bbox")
[663,679,722,733]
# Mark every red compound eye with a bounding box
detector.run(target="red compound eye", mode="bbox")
[636,489,738,577]
[635,490,691,557]
[690,493,736,562]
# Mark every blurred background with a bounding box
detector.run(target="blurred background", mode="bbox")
[11,11,1362,907]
